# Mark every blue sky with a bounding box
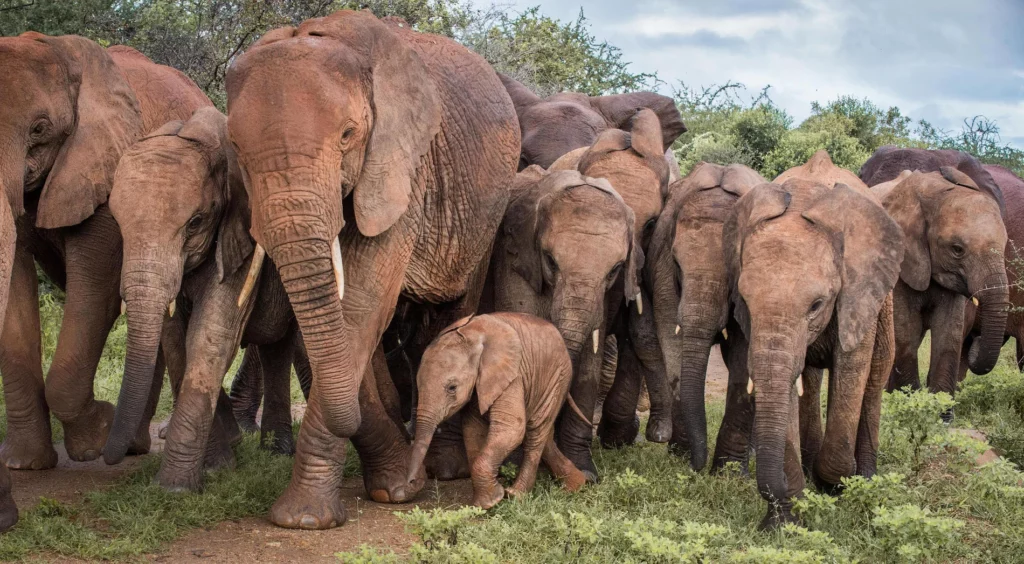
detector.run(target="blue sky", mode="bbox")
[476,0,1024,147]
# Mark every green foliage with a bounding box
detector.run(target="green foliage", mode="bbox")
[871,504,965,562]
[336,544,400,563]
[957,363,1024,465]
[879,388,957,472]
[396,506,484,549]
[920,115,1024,177]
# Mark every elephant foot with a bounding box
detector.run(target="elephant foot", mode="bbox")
[563,449,598,484]
[597,414,640,449]
[711,455,749,476]
[61,401,114,462]
[203,439,236,473]
[157,421,169,440]
[155,466,204,493]
[364,447,425,504]
[472,482,504,510]
[261,428,296,456]
[0,496,16,533]
[425,441,470,481]
[126,420,153,456]
[759,503,800,531]
[270,483,347,529]
[0,431,58,470]
[645,414,672,443]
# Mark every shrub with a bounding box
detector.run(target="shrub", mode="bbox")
[870,504,965,562]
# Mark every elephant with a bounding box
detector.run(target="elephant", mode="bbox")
[485,166,641,480]
[544,109,676,464]
[105,107,315,492]
[860,148,1009,393]
[867,168,1008,406]
[228,342,312,435]
[0,34,210,471]
[724,176,904,529]
[225,10,519,529]
[647,162,766,471]
[405,313,587,508]
[499,73,686,175]
[0,193,15,533]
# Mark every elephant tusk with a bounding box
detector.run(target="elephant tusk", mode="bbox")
[331,236,345,303]
[972,296,979,306]
[592,329,600,354]
[722,328,728,339]
[167,300,175,318]
[635,292,643,315]
[796,374,804,397]
[120,300,126,316]
[236,244,266,307]
[675,325,681,335]
[747,377,754,395]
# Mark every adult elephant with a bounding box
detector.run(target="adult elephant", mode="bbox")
[500,74,686,173]
[860,147,1008,383]
[225,10,519,529]
[647,162,765,471]
[485,167,641,481]
[0,191,15,532]
[868,168,1007,404]
[725,176,904,529]
[0,35,210,471]
[544,109,674,470]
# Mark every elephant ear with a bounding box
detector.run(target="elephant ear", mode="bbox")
[578,128,631,170]
[306,12,441,237]
[588,91,687,151]
[723,183,791,334]
[498,73,541,115]
[954,153,1006,216]
[880,172,930,291]
[467,316,523,415]
[803,183,905,352]
[33,35,143,229]
[628,109,671,193]
[217,141,255,282]
[721,164,766,197]
[502,168,550,294]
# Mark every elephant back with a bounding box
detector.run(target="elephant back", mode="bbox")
[108,46,213,135]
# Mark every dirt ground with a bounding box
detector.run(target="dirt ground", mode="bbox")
[8,348,732,563]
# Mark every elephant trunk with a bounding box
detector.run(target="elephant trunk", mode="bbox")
[104,260,178,465]
[967,268,1010,375]
[407,412,439,485]
[251,172,357,438]
[551,282,605,365]
[750,340,799,527]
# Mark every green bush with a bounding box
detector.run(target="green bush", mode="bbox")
[871,504,965,562]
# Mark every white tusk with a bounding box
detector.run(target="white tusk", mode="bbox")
[592,329,600,354]
[675,325,681,335]
[331,237,345,303]
[796,374,804,397]
[972,296,979,306]
[167,300,175,318]
[635,292,643,315]
[747,377,754,395]
[237,244,266,308]
[120,300,126,316]
[722,328,728,339]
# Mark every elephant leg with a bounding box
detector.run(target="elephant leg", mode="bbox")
[462,409,488,463]
[350,348,423,504]
[372,345,409,441]
[259,337,297,456]
[229,345,264,434]
[631,302,672,443]
[292,332,312,401]
[158,311,188,440]
[541,439,587,492]
[814,323,877,489]
[887,286,924,392]
[205,389,242,471]
[797,367,824,476]
[712,329,755,472]
[509,423,546,497]
[269,385,349,530]
[44,208,122,462]
[926,291,967,423]
[0,464,15,532]
[471,394,525,509]
[557,337,602,483]
[856,297,895,479]
[0,244,57,470]
[597,332,642,448]
[127,350,166,456]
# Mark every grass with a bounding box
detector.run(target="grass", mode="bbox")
[6,294,1024,561]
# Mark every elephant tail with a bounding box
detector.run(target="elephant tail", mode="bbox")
[565,393,593,427]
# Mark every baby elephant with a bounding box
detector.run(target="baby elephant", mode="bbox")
[406,313,587,508]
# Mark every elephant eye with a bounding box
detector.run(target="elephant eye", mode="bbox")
[607,261,624,282]
[543,252,558,279]
[186,214,203,233]
[341,126,356,142]
[950,242,965,257]
[30,117,50,139]
[809,298,825,315]
[446,383,457,394]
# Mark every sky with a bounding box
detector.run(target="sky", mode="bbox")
[476,0,1024,147]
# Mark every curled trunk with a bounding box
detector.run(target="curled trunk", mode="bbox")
[967,268,1010,375]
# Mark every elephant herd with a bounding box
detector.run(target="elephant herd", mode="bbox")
[0,9,1021,534]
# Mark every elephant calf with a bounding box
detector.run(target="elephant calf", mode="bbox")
[406,313,588,509]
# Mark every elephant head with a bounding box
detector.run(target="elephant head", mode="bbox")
[226,11,443,437]
[406,315,522,484]
[104,107,250,464]
[503,168,639,364]
[880,167,1009,375]
[499,73,686,170]
[647,162,765,469]
[724,179,903,527]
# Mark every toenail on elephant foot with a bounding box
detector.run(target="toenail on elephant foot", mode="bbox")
[472,483,504,510]
[61,401,114,462]
[270,488,347,530]
[645,415,672,443]
[365,464,425,504]
[0,437,58,470]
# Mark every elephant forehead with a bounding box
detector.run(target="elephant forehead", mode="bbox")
[935,191,1007,245]
[583,153,662,219]
[111,140,211,223]
[0,43,71,110]
[742,221,838,285]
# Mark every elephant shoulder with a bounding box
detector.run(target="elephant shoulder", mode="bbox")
[109,46,212,135]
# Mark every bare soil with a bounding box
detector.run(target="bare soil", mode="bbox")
[7,347,731,563]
